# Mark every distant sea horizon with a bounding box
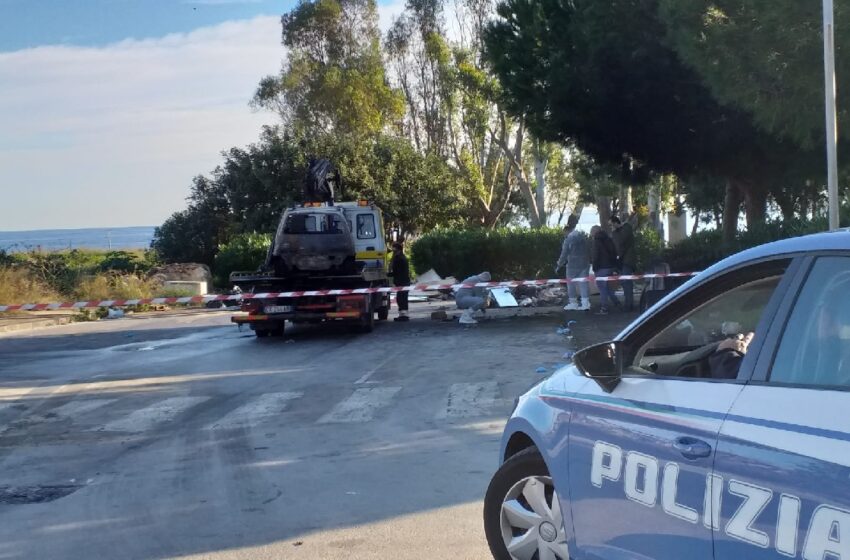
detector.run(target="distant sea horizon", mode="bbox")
[0,226,156,253]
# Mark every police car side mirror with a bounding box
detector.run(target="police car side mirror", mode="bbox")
[574,342,621,393]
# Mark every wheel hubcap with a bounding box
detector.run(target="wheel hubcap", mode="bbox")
[539,521,557,542]
[499,476,569,560]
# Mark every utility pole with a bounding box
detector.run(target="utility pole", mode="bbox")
[824,0,840,230]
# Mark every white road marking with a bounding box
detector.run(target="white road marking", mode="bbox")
[206,392,302,430]
[437,382,499,419]
[97,396,209,433]
[354,371,377,384]
[318,387,401,424]
[354,349,403,384]
[49,399,115,419]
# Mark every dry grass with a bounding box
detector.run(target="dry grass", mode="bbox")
[0,266,62,304]
[74,273,160,301]
[1,266,197,307]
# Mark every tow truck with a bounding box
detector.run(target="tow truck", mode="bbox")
[230,159,392,337]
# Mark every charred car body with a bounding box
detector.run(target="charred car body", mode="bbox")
[230,159,391,337]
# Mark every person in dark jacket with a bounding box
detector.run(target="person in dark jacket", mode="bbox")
[389,241,411,322]
[708,332,754,378]
[609,215,636,311]
[590,225,621,314]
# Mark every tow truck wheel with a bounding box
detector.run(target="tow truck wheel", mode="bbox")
[254,329,270,338]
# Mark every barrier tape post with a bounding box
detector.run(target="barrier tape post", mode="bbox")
[0,272,699,313]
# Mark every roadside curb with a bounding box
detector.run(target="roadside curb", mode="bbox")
[0,316,75,334]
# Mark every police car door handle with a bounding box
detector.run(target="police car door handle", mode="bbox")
[673,436,712,459]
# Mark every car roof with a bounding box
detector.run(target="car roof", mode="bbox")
[703,229,850,276]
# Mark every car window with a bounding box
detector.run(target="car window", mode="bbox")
[630,274,784,379]
[769,256,850,388]
[356,214,376,239]
[284,213,342,234]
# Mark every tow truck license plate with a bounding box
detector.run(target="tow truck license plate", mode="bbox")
[264,305,292,314]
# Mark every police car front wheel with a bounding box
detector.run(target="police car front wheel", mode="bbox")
[484,447,570,560]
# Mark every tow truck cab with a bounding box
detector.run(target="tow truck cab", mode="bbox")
[230,200,391,337]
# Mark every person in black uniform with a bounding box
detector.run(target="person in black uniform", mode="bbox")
[389,241,411,322]
[709,332,754,379]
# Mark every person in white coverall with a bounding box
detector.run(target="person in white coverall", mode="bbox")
[456,271,491,325]
[555,214,591,311]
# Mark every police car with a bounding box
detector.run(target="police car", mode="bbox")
[483,230,850,560]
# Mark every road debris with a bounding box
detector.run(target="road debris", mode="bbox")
[106,308,124,319]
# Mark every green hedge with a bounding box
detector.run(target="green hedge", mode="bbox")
[410,226,666,281]
[210,218,835,288]
[662,230,726,272]
[213,233,272,287]
[664,218,831,272]
[410,218,834,283]
[411,228,563,281]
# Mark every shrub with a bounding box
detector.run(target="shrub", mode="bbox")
[411,228,565,281]
[664,218,830,272]
[6,249,154,296]
[98,250,152,274]
[0,266,61,304]
[634,226,665,272]
[663,230,726,272]
[74,272,158,301]
[213,232,272,287]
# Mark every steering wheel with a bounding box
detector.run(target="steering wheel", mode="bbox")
[673,341,721,378]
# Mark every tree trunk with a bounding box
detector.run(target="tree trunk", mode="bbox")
[667,198,687,244]
[483,160,515,228]
[775,195,796,221]
[744,188,768,228]
[596,196,613,229]
[573,203,585,221]
[618,185,633,218]
[722,181,742,246]
[647,182,664,239]
[493,117,544,227]
[800,181,813,219]
[534,139,547,226]
[691,212,700,236]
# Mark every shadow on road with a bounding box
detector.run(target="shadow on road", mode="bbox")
[0,311,634,559]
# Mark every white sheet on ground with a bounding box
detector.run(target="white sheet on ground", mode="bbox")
[489,287,519,308]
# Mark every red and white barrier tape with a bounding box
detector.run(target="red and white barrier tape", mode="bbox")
[0,272,698,313]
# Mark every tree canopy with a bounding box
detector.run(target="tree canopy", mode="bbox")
[484,0,828,239]
[659,0,849,150]
[254,0,405,136]
[156,0,850,270]
[152,127,470,264]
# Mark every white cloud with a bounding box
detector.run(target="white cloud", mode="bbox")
[0,16,284,230]
[377,0,407,34]
[376,0,465,45]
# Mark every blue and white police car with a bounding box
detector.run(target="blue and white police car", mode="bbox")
[483,230,850,560]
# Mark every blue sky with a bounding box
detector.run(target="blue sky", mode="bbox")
[0,0,291,50]
[0,0,406,231]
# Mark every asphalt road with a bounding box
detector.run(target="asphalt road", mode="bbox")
[0,308,631,560]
